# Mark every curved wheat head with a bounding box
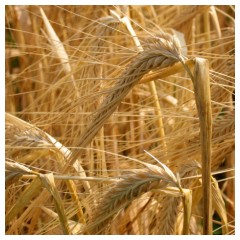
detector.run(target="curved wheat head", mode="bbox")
[69,31,185,166]
[83,159,180,234]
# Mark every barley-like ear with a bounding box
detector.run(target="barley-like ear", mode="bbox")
[6,160,34,175]
[154,195,181,235]
[83,158,179,234]
[69,31,185,166]
[118,8,167,147]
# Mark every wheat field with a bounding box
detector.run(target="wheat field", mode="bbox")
[5,5,235,235]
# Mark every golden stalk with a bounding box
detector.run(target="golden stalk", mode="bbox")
[192,58,212,234]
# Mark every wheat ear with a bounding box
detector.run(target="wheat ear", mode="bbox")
[69,32,184,166]
[112,8,167,149]
[83,160,179,234]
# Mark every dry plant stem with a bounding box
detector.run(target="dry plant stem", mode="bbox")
[148,82,166,147]
[129,95,138,156]
[193,58,212,234]
[211,176,229,234]
[40,173,71,234]
[99,127,108,178]
[191,19,196,53]
[139,59,195,84]
[111,123,120,175]
[181,189,192,235]
[67,32,183,168]
[40,8,79,99]
[98,84,107,180]
[6,177,42,224]
[21,174,117,182]
[120,12,166,148]
[209,6,222,39]
[203,10,211,50]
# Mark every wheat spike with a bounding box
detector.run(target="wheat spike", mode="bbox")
[69,32,184,166]
[83,160,179,234]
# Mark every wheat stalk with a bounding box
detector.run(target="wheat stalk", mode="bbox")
[168,6,210,29]
[40,7,79,98]
[41,206,83,234]
[192,58,212,234]
[40,173,71,234]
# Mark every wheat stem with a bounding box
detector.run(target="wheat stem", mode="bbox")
[193,58,212,234]
[203,10,211,50]
[139,59,195,84]
[40,7,79,99]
